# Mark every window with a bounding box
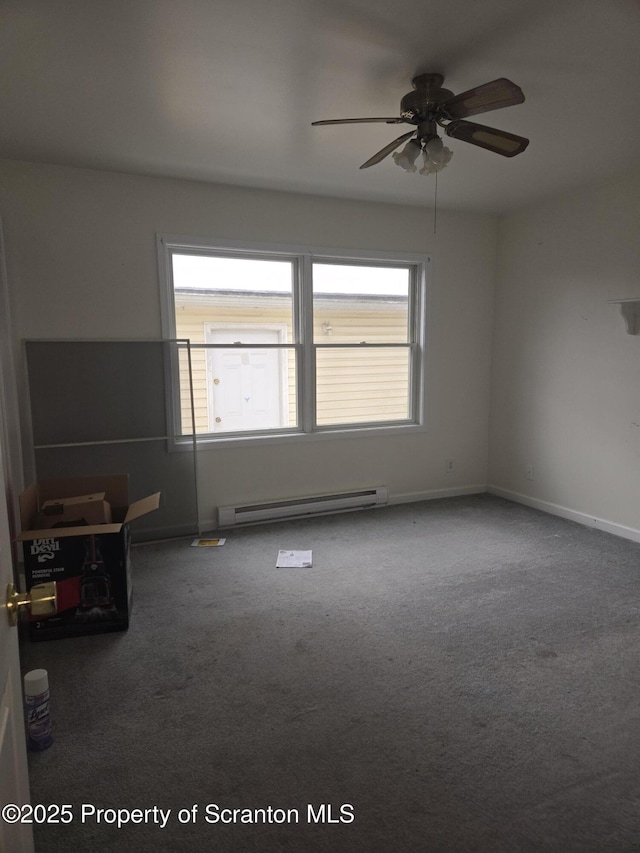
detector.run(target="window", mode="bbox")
[158,236,427,443]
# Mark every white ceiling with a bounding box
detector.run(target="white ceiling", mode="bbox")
[1,0,639,214]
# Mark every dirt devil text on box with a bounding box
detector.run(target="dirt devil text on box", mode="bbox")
[29,539,61,561]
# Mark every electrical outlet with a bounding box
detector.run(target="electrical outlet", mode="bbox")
[526,465,534,480]
[445,459,455,474]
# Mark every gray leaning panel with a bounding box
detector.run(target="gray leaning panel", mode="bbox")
[25,340,173,446]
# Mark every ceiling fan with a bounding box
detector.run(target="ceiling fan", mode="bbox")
[312,73,529,175]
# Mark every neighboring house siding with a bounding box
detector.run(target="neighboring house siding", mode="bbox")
[175,294,409,433]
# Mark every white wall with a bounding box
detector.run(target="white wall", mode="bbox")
[0,160,497,525]
[489,168,640,536]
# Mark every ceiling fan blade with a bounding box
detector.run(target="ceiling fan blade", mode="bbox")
[445,120,529,157]
[312,117,407,126]
[442,78,524,120]
[359,130,416,169]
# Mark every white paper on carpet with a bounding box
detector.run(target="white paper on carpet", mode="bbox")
[276,550,312,567]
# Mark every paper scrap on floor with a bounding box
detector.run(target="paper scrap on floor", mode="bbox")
[276,550,312,567]
[191,538,226,547]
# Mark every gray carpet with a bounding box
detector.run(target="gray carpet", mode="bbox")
[19,494,640,852]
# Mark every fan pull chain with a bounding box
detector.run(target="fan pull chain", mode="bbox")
[433,170,438,235]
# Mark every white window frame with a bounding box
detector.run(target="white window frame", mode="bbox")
[157,234,429,448]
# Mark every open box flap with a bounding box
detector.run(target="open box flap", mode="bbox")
[18,478,160,541]
[17,522,124,541]
[19,483,39,532]
[124,492,161,524]
[41,492,107,509]
[20,476,129,531]
[36,475,129,509]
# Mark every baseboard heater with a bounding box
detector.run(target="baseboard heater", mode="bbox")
[217,486,388,528]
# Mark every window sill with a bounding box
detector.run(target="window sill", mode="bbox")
[171,421,426,451]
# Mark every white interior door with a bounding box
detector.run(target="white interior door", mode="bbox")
[206,326,287,433]
[0,429,34,853]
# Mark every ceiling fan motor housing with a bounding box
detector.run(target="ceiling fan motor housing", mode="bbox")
[400,74,454,121]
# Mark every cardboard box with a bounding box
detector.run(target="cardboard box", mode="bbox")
[17,475,160,641]
[39,492,112,528]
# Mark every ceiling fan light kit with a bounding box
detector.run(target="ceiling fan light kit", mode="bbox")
[392,139,422,173]
[420,137,454,176]
[312,73,528,176]
[392,135,454,176]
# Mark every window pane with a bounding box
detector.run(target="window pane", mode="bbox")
[312,263,410,344]
[177,345,297,435]
[172,254,294,344]
[177,345,198,435]
[315,346,411,426]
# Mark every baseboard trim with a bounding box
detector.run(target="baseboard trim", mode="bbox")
[389,485,487,505]
[487,485,640,544]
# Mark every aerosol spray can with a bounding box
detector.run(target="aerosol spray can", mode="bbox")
[24,669,53,751]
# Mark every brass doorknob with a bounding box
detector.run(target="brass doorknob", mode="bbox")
[6,582,57,627]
